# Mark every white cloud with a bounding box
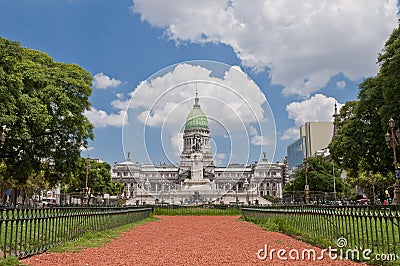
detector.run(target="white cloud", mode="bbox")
[248,125,273,146]
[286,94,341,126]
[120,62,276,164]
[118,63,267,133]
[111,99,131,111]
[84,108,128,128]
[93,73,122,89]
[132,0,399,96]
[336,81,346,89]
[280,127,300,141]
[170,132,184,156]
[251,135,268,146]
[281,94,342,140]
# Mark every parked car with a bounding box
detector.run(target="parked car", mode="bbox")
[41,198,56,206]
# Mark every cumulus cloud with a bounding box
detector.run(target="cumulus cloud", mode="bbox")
[111,99,130,110]
[116,63,267,133]
[170,132,184,156]
[93,73,122,89]
[132,0,398,96]
[281,94,343,140]
[286,94,341,126]
[248,125,273,146]
[84,108,128,128]
[280,127,300,141]
[120,62,276,164]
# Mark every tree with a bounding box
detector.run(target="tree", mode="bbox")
[329,101,363,178]
[346,171,391,203]
[284,156,349,195]
[65,158,123,201]
[330,79,393,179]
[0,37,94,185]
[86,160,123,196]
[378,24,400,126]
[329,23,400,186]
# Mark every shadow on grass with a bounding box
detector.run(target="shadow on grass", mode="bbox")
[49,216,159,253]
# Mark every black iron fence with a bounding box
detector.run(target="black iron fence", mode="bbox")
[242,205,400,261]
[0,206,151,259]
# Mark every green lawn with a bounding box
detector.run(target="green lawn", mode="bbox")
[153,207,241,216]
[242,207,400,265]
[49,216,159,253]
[0,207,151,259]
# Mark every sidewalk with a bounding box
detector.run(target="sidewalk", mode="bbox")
[22,216,361,265]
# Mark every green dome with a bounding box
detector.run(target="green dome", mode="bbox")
[185,97,208,130]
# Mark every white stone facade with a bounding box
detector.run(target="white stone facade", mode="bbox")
[111,154,283,204]
[111,91,283,204]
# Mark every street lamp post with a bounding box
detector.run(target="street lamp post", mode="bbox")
[114,161,122,202]
[236,183,239,205]
[250,175,254,205]
[385,118,400,204]
[84,157,91,205]
[251,185,254,205]
[244,178,249,205]
[144,178,150,205]
[332,103,339,203]
[303,159,310,204]
[371,175,376,205]
[140,181,144,205]
[333,162,337,202]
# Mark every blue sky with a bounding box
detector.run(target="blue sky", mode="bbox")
[1,0,399,166]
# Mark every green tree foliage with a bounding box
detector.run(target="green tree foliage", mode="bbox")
[379,23,400,125]
[348,171,389,202]
[0,37,94,184]
[65,158,123,198]
[329,101,362,178]
[284,156,349,194]
[329,23,400,190]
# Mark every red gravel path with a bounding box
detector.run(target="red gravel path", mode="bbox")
[22,216,362,265]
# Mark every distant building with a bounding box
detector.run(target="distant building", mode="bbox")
[300,122,334,158]
[287,121,334,169]
[287,137,306,168]
[111,90,283,205]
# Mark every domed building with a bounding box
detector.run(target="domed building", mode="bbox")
[111,90,283,205]
[179,91,214,181]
